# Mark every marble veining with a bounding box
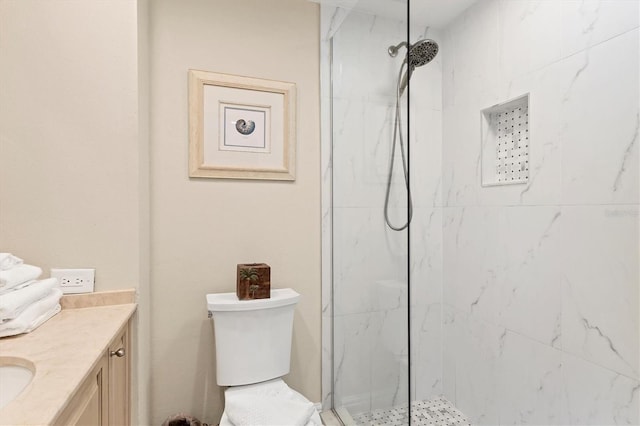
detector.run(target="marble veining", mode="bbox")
[613,113,639,193]
[562,351,639,425]
[563,51,590,103]
[518,140,559,203]
[580,316,638,379]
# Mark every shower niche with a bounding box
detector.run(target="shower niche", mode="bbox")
[481,94,529,186]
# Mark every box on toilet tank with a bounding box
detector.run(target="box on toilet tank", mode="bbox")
[236,263,270,300]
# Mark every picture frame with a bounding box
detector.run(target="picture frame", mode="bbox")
[188,70,296,180]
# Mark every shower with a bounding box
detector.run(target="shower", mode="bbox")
[327,1,640,424]
[384,39,439,231]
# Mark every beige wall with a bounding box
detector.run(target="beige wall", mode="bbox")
[135,0,152,424]
[0,1,151,423]
[0,0,142,291]
[148,0,321,424]
[0,1,321,424]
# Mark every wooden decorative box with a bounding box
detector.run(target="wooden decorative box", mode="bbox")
[236,263,270,300]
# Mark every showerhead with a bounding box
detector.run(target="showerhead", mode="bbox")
[388,39,439,96]
[407,39,439,68]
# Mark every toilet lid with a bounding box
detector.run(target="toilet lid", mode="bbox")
[220,379,321,426]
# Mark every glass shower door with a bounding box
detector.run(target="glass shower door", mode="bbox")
[330,1,411,423]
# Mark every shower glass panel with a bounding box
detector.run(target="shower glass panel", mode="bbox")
[330,0,412,423]
[331,1,409,424]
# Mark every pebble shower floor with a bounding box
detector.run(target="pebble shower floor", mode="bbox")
[352,397,470,426]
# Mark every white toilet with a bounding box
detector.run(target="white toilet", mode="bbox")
[206,288,321,426]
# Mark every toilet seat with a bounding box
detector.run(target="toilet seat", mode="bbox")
[219,378,321,426]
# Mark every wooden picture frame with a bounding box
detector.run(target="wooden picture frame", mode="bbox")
[188,70,296,180]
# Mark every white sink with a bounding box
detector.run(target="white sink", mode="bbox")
[0,361,34,410]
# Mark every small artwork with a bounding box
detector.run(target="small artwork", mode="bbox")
[188,70,296,181]
[219,103,270,153]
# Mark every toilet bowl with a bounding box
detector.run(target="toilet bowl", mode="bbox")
[207,289,320,426]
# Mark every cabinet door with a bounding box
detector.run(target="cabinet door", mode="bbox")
[108,325,130,426]
[74,377,102,426]
[54,357,108,426]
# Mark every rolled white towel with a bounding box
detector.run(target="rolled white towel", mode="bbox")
[0,264,42,291]
[0,288,62,338]
[0,278,60,321]
[0,253,23,271]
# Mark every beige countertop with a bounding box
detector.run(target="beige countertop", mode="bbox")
[0,290,136,425]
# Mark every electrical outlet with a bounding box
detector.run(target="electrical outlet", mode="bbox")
[50,268,95,294]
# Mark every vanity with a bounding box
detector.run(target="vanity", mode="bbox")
[0,290,137,425]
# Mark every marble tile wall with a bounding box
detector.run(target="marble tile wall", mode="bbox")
[441,1,639,424]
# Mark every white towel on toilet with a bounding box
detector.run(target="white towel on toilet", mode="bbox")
[0,288,62,338]
[0,278,60,321]
[0,264,42,290]
[224,379,316,426]
[225,395,315,426]
[0,253,23,271]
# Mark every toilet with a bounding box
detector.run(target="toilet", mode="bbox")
[206,288,321,426]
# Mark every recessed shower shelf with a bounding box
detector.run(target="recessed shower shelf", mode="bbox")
[481,94,529,186]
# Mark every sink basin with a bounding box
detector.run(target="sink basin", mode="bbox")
[0,359,34,410]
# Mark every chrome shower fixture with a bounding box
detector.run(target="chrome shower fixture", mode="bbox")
[387,41,408,57]
[389,39,439,97]
[407,39,439,67]
[383,38,440,231]
[387,39,439,67]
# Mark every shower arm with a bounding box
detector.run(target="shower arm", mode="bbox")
[388,41,408,58]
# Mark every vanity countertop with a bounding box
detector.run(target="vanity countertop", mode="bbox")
[0,290,136,425]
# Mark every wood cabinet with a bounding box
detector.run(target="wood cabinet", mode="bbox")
[53,356,108,426]
[55,321,131,426]
[108,324,130,426]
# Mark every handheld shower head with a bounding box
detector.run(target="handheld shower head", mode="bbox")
[384,39,440,231]
[406,39,439,68]
[388,39,439,96]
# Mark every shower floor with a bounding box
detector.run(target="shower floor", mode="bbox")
[351,397,470,426]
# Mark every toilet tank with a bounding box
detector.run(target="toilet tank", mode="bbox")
[206,288,300,386]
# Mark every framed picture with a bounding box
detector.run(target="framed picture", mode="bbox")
[188,70,296,180]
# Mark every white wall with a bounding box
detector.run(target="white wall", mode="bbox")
[148,1,321,424]
[441,1,639,424]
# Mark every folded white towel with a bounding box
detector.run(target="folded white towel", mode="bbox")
[0,280,36,296]
[0,288,62,338]
[225,395,315,426]
[224,380,316,426]
[0,253,23,271]
[0,278,60,321]
[0,264,42,291]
